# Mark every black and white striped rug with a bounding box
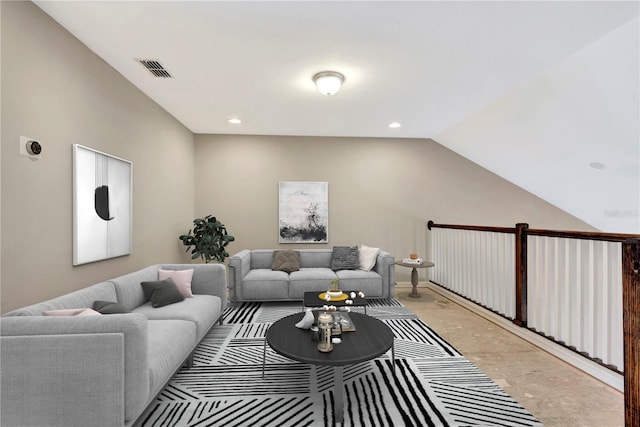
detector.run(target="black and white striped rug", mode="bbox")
[139,300,542,427]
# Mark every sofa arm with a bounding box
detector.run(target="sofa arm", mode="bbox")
[374,250,396,298]
[228,250,251,302]
[161,263,227,309]
[1,333,124,427]
[0,314,149,426]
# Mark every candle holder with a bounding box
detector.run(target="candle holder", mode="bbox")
[317,312,334,352]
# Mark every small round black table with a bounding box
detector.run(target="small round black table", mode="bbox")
[262,311,394,423]
[302,291,368,314]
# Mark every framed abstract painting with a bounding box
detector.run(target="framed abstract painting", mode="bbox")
[279,181,328,243]
[73,144,132,265]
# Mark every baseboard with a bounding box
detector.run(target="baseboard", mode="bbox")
[422,282,624,393]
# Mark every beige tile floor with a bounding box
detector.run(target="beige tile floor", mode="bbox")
[396,284,624,427]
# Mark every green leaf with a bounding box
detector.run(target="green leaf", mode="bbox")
[179,214,235,263]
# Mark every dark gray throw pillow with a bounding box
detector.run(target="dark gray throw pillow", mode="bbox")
[272,250,301,273]
[331,246,359,271]
[92,300,130,314]
[141,278,185,308]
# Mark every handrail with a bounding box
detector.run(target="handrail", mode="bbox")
[527,229,638,242]
[427,219,640,426]
[427,220,514,234]
[428,220,638,242]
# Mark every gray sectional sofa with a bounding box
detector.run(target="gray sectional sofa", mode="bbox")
[228,248,395,302]
[0,263,226,427]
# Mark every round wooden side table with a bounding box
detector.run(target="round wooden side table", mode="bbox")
[395,260,435,298]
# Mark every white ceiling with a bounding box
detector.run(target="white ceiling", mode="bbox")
[34,1,640,233]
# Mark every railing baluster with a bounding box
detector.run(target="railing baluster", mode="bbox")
[571,239,580,352]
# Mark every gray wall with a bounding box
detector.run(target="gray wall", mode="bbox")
[1,2,195,313]
[194,134,596,282]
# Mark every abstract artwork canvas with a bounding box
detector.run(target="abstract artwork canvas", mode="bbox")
[279,181,328,243]
[73,144,132,265]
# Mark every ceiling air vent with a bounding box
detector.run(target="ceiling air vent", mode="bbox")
[137,59,173,78]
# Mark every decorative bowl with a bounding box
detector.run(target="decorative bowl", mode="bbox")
[327,290,343,298]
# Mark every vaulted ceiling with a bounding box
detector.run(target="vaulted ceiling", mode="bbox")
[34,1,639,233]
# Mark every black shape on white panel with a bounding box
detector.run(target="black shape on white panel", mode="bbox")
[94,185,114,221]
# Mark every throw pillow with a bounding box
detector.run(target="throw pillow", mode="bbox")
[272,250,301,273]
[92,300,130,314]
[141,278,185,308]
[359,244,380,271]
[158,268,194,298]
[331,246,359,271]
[43,308,102,317]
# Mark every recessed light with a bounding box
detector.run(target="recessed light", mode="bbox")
[228,118,242,124]
[388,122,402,128]
[590,162,606,170]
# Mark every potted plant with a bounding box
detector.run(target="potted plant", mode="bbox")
[327,278,342,297]
[179,215,235,263]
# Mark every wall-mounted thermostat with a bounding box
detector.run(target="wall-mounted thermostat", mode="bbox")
[19,136,43,160]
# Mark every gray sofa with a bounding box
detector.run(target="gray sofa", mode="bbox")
[0,263,226,427]
[228,249,395,302]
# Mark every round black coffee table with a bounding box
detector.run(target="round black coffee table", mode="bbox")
[262,311,394,423]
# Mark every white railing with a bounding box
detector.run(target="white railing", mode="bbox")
[527,236,623,370]
[431,227,515,319]
[427,221,635,374]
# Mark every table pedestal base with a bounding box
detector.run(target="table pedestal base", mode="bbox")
[409,268,421,298]
[395,261,434,299]
[333,366,344,423]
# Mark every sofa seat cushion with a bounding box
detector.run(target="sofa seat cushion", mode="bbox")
[133,295,221,340]
[335,270,383,297]
[288,268,337,299]
[147,319,196,395]
[241,269,289,300]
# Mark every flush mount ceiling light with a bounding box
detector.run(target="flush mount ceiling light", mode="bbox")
[388,122,402,128]
[313,71,345,96]
[228,118,242,124]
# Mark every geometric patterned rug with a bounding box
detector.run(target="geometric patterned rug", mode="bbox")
[138,300,543,426]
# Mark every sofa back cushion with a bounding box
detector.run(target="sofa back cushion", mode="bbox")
[250,249,333,270]
[250,250,275,269]
[111,265,160,310]
[3,282,117,316]
[299,249,332,269]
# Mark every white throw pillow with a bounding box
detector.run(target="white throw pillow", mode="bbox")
[359,245,380,271]
[158,269,194,298]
